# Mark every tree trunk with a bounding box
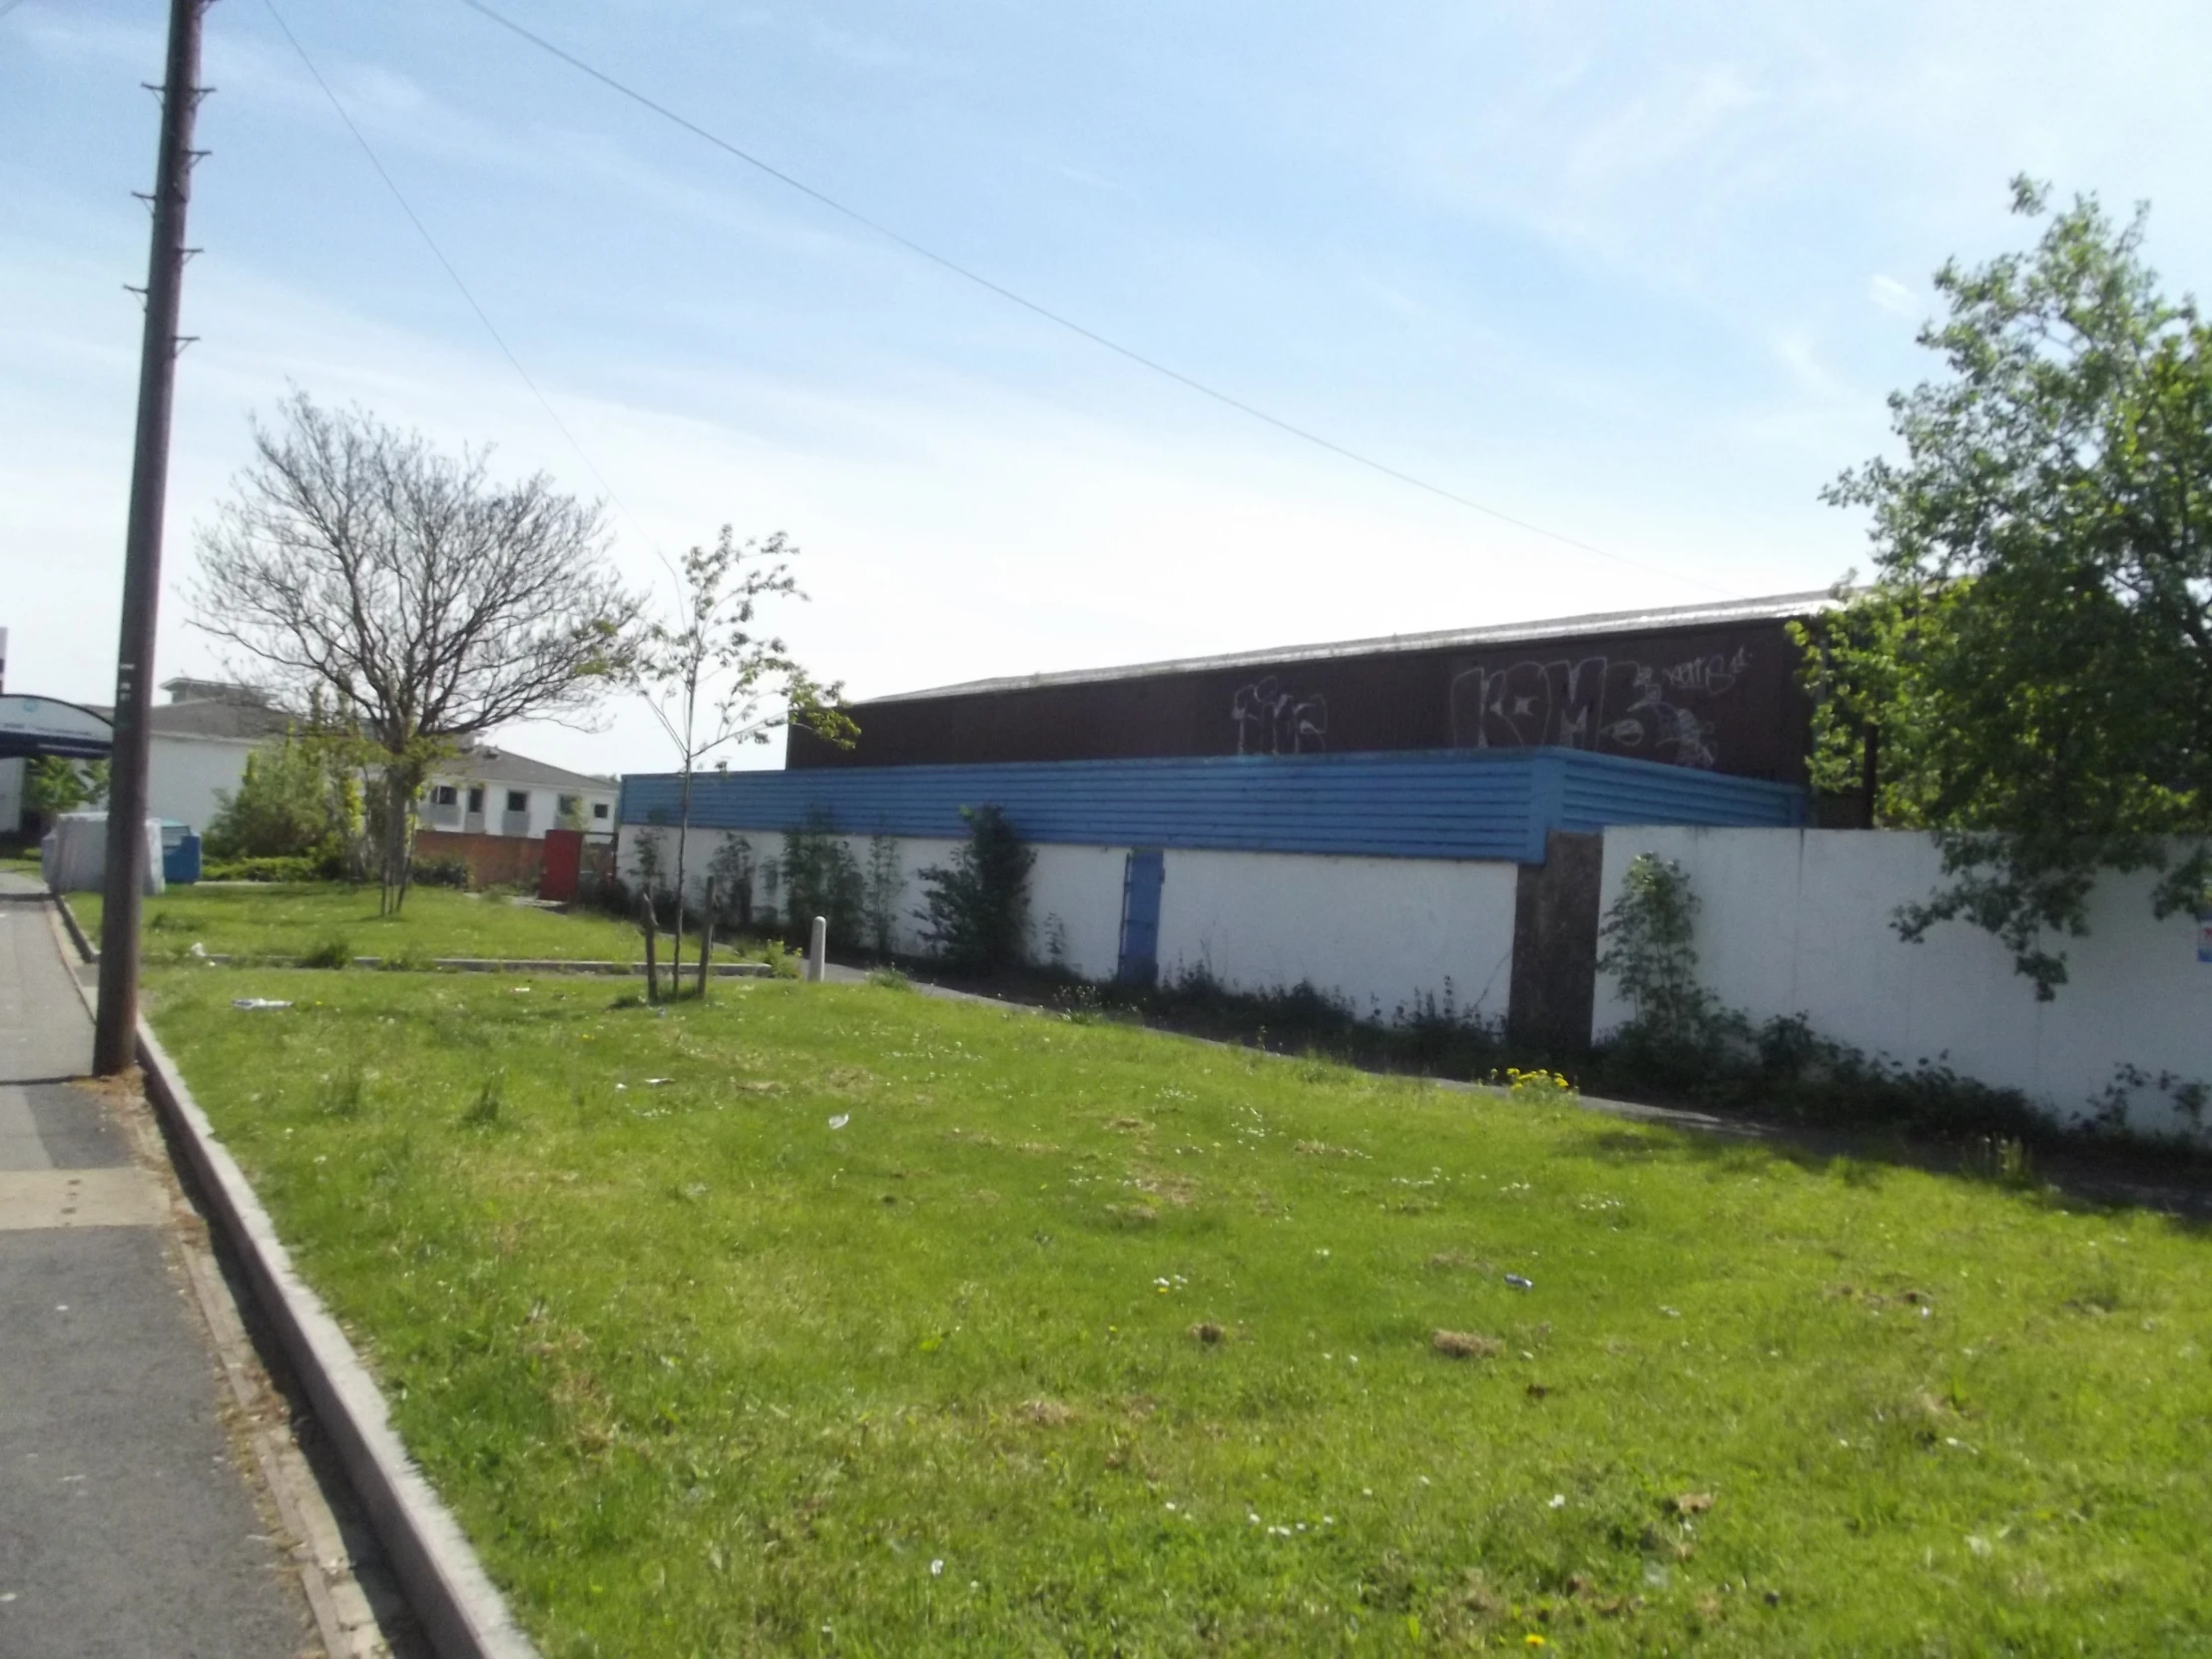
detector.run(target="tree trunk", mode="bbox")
[696,878,714,1000]
[640,888,660,1005]
[378,761,423,914]
[670,762,695,997]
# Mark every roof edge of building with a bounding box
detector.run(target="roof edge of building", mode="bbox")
[860,589,1839,707]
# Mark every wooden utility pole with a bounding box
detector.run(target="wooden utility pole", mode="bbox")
[94,0,212,1075]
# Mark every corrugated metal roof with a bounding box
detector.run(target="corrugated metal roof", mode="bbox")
[619,746,1804,864]
[863,590,1839,707]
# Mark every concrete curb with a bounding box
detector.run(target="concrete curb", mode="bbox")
[131,1024,540,1658]
[49,896,539,1659]
[53,884,98,962]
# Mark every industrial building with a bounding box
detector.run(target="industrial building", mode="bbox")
[618,594,1834,1051]
[787,592,1833,784]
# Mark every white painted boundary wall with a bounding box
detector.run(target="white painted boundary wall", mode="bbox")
[616,825,1520,1023]
[1596,828,2212,1137]
[1158,848,1516,1024]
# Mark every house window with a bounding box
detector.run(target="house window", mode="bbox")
[431,785,457,808]
[506,791,529,814]
[592,802,610,821]
[466,786,484,814]
[556,794,580,819]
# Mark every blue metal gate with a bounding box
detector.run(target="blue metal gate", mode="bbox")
[1116,849,1165,985]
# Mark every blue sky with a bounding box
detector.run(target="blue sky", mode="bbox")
[6,0,2211,776]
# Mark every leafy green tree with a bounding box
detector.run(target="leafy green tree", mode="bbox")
[26,758,109,822]
[914,806,1034,974]
[1804,179,2212,997]
[204,725,358,865]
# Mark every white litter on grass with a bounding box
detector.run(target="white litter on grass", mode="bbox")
[829,1114,850,1130]
[189,941,207,957]
[231,998,291,1011]
[1548,1493,1567,1509]
[645,1077,672,1086]
[929,1559,944,1576]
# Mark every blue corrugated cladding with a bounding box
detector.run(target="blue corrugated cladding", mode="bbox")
[619,748,1802,863]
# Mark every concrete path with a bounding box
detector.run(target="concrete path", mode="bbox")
[0,876,312,1657]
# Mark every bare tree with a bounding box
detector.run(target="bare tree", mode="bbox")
[634,527,853,990]
[193,392,638,911]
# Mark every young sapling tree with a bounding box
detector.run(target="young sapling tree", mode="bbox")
[631,527,854,993]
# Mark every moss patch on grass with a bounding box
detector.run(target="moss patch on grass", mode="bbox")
[147,968,2212,1655]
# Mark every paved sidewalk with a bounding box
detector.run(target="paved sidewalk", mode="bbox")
[0,876,310,1657]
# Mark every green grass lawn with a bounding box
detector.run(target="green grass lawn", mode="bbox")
[71,881,777,967]
[145,968,2212,1656]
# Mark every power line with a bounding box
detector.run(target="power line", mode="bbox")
[453,0,1736,598]
[263,0,675,588]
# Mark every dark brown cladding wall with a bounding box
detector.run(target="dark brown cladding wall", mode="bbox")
[791,617,1815,785]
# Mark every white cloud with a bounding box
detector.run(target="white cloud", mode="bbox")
[1868,274,1920,317]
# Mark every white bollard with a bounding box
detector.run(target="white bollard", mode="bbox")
[808,915,828,983]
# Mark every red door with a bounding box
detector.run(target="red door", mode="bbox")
[539,829,585,901]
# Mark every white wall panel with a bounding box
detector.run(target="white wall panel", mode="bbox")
[1596,828,2212,1136]
[616,826,1524,1024]
[146,735,255,834]
[1156,848,1518,1023]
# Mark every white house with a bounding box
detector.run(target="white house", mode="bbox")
[420,746,618,839]
[147,679,295,832]
[144,680,617,843]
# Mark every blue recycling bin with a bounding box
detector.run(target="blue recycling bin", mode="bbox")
[161,829,202,885]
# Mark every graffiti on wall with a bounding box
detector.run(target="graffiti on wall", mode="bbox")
[1232,677,1329,756]
[1447,648,1751,770]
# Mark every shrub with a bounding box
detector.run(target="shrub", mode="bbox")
[780,810,864,950]
[631,828,669,912]
[864,834,902,957]
[410,854,471,889]
[299,933,353,969]
[204,725,358,864]
[914,805,1033,974]
[707,835,757,932]
[1596,853,1716,1049]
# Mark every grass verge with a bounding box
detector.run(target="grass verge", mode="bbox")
[72,881,785,969]
[144,966,2212,1654]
